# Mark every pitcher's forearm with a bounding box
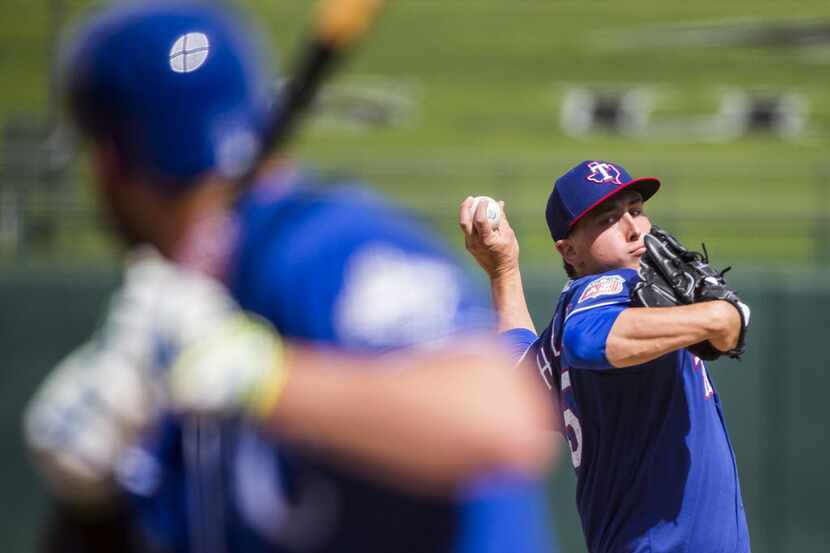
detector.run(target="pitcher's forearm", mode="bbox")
[606,301,739,367]
[490,268,536,334]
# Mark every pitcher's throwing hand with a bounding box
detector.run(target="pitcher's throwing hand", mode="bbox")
[459,196,518,279]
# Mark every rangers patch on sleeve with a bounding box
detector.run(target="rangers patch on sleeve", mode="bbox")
[578,275,625,303]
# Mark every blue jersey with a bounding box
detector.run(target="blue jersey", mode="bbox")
[120,168,556,553]
[517,268,749,553]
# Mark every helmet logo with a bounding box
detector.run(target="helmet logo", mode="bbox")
[586,162,622,185]
[169,32,210,73]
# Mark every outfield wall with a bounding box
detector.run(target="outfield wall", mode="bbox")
[1,268,828,552]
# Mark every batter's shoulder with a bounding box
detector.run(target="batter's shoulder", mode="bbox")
[231,173,490,345]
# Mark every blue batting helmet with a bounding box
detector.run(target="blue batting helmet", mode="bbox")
[62,1,274,188]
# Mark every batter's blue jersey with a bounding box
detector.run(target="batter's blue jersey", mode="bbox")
[120,169,557,553]
[512,268,750,553]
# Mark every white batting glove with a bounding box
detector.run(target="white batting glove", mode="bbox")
[25,248,289,507]
[23,247,172,505]
[130,258,288,418]
[166,312,287,419]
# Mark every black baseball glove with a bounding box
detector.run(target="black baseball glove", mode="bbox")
[630,226,750,361]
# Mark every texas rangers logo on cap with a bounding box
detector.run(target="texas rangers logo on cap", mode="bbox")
[586,162,622,185]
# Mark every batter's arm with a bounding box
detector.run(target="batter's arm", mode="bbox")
[166,317,555,495]
[29,333,553,511]
[458,197,536,334]
[264,340,554,496]
[605,301,741,368]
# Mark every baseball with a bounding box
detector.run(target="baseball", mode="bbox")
[468,196,501,229]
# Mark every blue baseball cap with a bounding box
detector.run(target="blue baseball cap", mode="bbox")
[545,160,660,241]
[62,1,274,189]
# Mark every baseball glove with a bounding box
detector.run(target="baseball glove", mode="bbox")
[630,226,750,361]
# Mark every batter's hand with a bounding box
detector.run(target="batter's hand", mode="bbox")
[459,196,519,280]
[23,247,174,505]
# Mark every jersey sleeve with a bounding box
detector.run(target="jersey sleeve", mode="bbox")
[500,328,539,364]
[233,188,493,350]
[560,271,637,370]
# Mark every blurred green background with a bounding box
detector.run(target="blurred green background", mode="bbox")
[2,0,829,552]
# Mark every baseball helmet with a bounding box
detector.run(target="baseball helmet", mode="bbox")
[62,0,275,188]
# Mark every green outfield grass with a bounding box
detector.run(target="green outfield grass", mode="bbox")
[2,0,830,266]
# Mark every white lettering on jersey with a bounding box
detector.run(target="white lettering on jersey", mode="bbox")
[549,323,561,357]
[335,244,461,347]
[702,366,714,398]
[692,355,715,399]
[577,275,625,303]
[536,347,554,390]
[560,369,571,391]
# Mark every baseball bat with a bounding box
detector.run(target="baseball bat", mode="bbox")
[241,0,385,183]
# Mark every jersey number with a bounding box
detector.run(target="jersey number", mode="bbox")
[563,408,582,469]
